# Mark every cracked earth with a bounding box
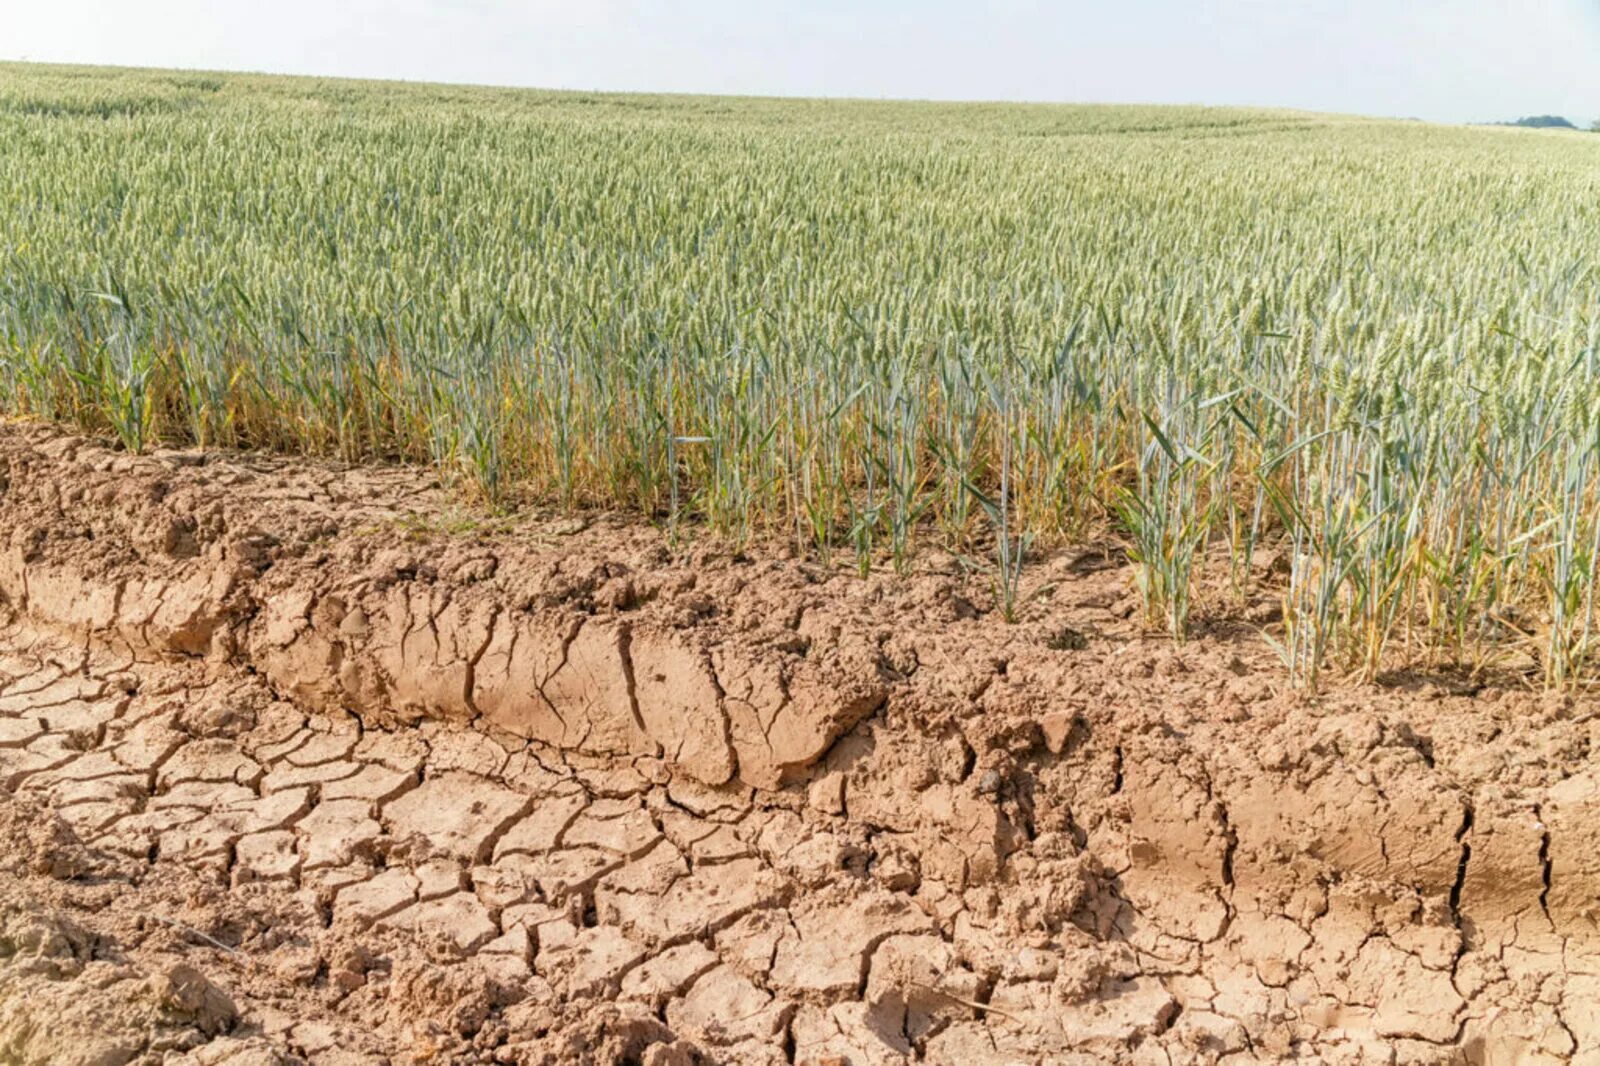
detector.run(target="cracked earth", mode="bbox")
[0,423,1595,1065]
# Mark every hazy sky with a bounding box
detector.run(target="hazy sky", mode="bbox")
[5,0,1599,124]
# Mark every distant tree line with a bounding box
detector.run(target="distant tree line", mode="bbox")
[1486,116,1600,133]
[1505,115,1577,129]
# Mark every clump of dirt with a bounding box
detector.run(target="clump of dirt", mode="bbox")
[0,422,1594,1064]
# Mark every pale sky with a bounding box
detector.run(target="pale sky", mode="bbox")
[4,0,1599,125]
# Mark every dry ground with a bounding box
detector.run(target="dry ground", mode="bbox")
[0,424,1594,1065]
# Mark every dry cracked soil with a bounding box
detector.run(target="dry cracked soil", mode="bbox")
[0,423,1595,1065]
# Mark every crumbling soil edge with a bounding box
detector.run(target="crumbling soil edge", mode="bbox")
[1,424,1595,1064]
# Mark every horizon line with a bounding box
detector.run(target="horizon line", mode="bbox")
[5,55,1574,130]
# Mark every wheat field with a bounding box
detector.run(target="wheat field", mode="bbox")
[3,62,1600,686]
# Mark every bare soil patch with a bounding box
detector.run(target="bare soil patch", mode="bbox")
[0,424,1593,1064]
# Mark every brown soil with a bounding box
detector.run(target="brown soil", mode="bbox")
[0,422,1594,1065]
